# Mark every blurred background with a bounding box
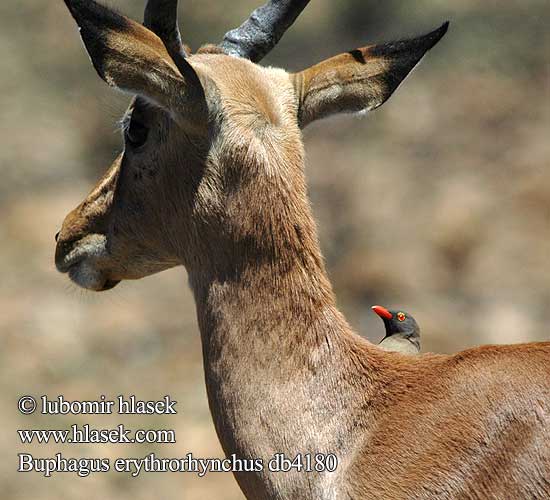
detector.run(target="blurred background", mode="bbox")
[1,0,549,498]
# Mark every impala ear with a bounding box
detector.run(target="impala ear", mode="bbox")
[63,0,206,128]
[292,22,449,128]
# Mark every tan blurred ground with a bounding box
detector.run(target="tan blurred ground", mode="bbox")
[1,1,549,498]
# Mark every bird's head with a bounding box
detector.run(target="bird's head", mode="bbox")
[371,305,420,348]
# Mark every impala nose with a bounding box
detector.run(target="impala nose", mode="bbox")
[55,230,60,242]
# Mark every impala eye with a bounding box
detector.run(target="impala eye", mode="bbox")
[125,118,149,148]
[397,312,406,321]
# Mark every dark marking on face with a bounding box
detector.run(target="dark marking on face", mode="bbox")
[349,49,366,64]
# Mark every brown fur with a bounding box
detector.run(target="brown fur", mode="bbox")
[56,2,550,498]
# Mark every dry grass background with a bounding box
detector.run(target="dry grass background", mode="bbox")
[1,1,549,498]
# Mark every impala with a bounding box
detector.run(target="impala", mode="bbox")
[55,0,550,498]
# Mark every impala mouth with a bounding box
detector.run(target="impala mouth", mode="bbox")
[56,234,119,291]
[100,279,121,291]
[63,259,119,292]
[65,262,120,291]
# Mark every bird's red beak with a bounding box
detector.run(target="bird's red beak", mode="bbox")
[372,305,393,320]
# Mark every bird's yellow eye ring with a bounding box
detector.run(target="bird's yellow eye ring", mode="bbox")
[397,312,406,321]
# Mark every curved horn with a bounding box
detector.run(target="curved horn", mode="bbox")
[144,0,187,60]
[219,0,310,63]
[144,0,204,105]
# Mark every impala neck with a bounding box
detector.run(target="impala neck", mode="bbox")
[186,163,367,433]
[188,207,340,357]
[187,237,364,497]
[190,247,338,356]
[184,160,379,497]
[188,147,340,351]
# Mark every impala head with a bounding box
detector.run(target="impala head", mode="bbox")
[55,0,448,291]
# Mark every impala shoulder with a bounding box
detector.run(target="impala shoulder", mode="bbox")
[443,342,550,382]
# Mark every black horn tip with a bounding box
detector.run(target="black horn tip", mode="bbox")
[143,0,189,58]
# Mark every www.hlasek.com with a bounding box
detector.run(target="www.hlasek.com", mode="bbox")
[18,424,176,445]
[17,394,338,478]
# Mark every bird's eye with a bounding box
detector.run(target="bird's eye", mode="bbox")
[125,118,149,148]
[397,312,406,321]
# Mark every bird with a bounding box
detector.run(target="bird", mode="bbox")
[372,305,421,354]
